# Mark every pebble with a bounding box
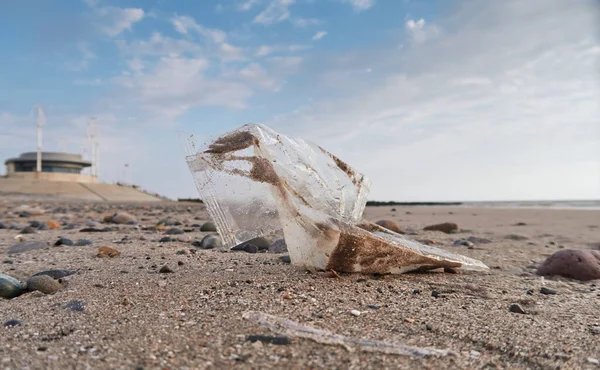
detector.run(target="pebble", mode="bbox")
[16,206,46,216]
[350,309,361,316]
[279,255,291,264]
[536,249,600,281]
[588,357,600,365]
[29,220,42,228]
[3,320,22,327]
[79,227,109,233]
[246,335,290,345]
[20,226,37,234]
[453,239,474,247]
[375,220,404,234]
[7,240,48,254]
[423,222,459,234]
[467,236,493,244]
[37,223,49,231]
[505,234,528,241]
[159,236,174,243]
[31,269,76,279]
[0,273,26,298]
[268,238,288,253]
[46,220,61,229]
[165,228,184,235]
[64,300,85,312]
[509,303,526,314]
[75,239,92,246]
[200,221,217,232]
[26,275,62,294]
[193,235,222,249]
[109,212,137,224]
[97,246,121,258]
[540,287,557,295]
[0,222,5,229]
[159,265,174,273]
[55,237,74,246]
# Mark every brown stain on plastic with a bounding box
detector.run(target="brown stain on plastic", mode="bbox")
[326,222,462,274]
[204,131,258,154]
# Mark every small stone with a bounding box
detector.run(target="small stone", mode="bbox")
[350,309,361,316]
[375,220,404,234]
[247,237,270,250]
[7,240,48,254]
[268,238,288,253]
[21,226,37,234]
[244,244,258,253]
[467,236,493,244]
[109,212,137,224]
[540,287,557,295]
[412,289,421,294]
[37,223,49,230]
[79,227,108,233]
[514,222,527,226]
[31,269,75,279]
[423,222,459,234]
[159,265,174,273]
[431,290,441,298]
[526,289,534,295]
[75,239,92,246]
[177,261,184,266]
[453,239,474,247]
[3,320,21,327]
[193,234,222,249]
[279,255,291,264]
[26,275,62,294]
[165,228,184,235]
[283,293,293,300]
[246,335,290,345]
[0,273,26,298]
[587,358,600,365]
[17,206,45,216]
[97,246,120,258]
[536,249,600,281]
[46,220,61,229]
[200,221,217,232]
[54,237,74,246]
[505,234,528,241]
[509,303,526,314]
[0,222,5,229]
[159,236,174,243]
[64,300,85,312]
[29,220,42,228]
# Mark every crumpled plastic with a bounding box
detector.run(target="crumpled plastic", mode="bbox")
[184,123,488,274]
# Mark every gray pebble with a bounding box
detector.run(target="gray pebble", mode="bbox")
[75,239,92,246]
[0,222,6,229]
[3,320,22,327]
[0,273,26,299]
[7,240,48,254]
[279,255,291,264]
[165,228,184,235]
[159,236,174,243]
[540,287,557,295]
[26,275,62,294]
[200,221,217,232]
[31,269,75,279]
[453,239,474,247]
[194,234,222,249]
[64,300,85,312]
[509,303,526,314]
[21,226,37,234]
[54,237,74,246]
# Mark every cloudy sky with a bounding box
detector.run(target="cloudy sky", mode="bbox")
[0,0,598,201]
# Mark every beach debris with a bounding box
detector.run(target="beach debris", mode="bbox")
[423,222,459,234]
[536,249,600,281]
[375,220,404,234]
[242,311,454,357]
[184,123,488,274]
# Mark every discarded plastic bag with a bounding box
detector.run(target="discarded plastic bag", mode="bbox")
[184,123,488,273]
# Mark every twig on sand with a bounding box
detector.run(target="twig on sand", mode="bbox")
[242,311,456,358]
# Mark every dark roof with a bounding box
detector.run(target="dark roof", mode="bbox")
[5,152,92,167]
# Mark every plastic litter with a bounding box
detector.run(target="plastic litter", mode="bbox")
[184,123,488,273]
[242,311,455,357]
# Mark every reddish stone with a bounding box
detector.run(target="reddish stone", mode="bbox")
[423,222,460,234]
[536,249,600,281]
[97,246,121,258]
[375,220,404,234]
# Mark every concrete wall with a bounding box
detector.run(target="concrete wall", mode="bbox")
[6,172,98,184]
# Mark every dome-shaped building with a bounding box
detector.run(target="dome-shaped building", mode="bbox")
[4,152,97,183]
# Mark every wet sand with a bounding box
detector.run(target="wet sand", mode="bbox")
[1,198,599,369]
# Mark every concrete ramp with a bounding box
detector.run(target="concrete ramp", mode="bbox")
[0,177,163,202]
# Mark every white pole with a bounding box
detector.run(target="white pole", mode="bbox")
[36,124,42,172]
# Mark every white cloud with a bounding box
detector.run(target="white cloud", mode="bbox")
[255,45,274,57]
[116,33,201,56]
[293,17,322,27]
[65,42,97,71]
[253,0,295,25]
[92,6,144,37]
[312,31,327,40]
[405,18,441,43]
[219,43,245,60]
[171,15,227,44]
[264,0,600,201]
[73,78,103,86]
[237,0,260,11]
[341,0,376,12]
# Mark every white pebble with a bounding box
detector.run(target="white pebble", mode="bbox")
[587,358,599,365]
[350,309,361,317]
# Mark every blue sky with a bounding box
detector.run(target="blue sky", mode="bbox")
[0,0,598,201]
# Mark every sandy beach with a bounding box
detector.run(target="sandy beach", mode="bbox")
[1,198,599,369]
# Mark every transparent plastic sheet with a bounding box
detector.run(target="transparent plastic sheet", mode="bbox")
[184,123,488,273]
[242,311,455,357]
